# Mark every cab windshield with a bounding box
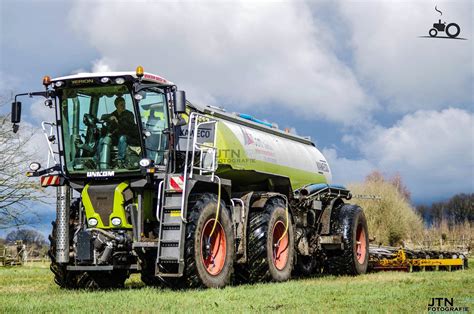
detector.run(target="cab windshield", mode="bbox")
[60,85,169,175]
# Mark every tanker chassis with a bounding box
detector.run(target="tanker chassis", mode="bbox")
[11,67,369,288]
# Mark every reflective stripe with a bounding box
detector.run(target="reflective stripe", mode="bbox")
[169,176,184,192]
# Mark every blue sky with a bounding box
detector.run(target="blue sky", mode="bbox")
[1,0,473,236]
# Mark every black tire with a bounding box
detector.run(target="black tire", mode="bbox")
[140,252,162,287]
[429,28,438,37]
[182,193,234,288]
[326,204,369,276]
[446,23,460,38]
[247,198,294,282]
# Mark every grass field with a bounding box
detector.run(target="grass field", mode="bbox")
[1,263,473,313]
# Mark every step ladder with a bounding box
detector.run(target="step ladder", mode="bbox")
[155,112,219,277]
[155,178,186,276]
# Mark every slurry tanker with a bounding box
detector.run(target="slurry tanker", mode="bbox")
[11,67,369,288]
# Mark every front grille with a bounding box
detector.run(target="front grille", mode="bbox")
[87,184,117,226]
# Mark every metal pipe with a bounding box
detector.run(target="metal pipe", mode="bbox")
[56,186,70,263]
[86,228,123,242]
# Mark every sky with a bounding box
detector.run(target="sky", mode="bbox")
[0,0,473,235]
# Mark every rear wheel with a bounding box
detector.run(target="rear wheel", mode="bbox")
[182,193,234,288]
[247,198,294,282]
[446,23,460,38]
[326,204,369,275]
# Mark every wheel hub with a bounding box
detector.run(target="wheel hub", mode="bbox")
[200,219,227,276]
[272,220,289,270]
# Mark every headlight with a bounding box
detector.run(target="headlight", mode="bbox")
[139,158,151,167]
[101,77,110,83]
[115,77,125,84]
[29,162,41,171]
[54,81,64,87]
[88,218,98,227]
[111,217,122,226]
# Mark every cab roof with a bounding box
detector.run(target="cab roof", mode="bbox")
[51,71,175,86]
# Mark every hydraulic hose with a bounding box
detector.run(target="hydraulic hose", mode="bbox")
[208,176,222,239]
[275,196,289,250]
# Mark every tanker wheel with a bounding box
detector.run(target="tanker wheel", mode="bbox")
[429,28,438,37]
[446,23,460,38]
[182,193,234,288]
[247,198,294,282]
[326,204,369,276]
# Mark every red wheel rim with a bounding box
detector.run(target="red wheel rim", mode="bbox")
[272,220,289,270]
[200,219,227,276]
[356,224,367,264]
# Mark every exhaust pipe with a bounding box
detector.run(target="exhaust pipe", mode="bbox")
[56,186,70,263]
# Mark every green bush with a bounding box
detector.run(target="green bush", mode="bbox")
[348,175,424,246]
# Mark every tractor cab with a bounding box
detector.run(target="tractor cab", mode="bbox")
[12,67,186,179]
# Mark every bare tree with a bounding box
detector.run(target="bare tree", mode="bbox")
[0,97,46,229]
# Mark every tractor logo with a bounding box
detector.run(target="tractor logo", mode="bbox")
[420,6,466,40]
[430,19,460,38]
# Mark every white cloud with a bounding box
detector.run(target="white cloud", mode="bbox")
[323,147,375,185]
[328,108,474,201]
[69,0,373,125]
[338,0,473,112]
[29,99,55,124]
[91,58,114,73]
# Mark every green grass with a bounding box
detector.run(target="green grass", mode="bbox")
[1,263,473,313]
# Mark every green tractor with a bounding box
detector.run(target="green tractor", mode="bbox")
[11,67,368,288]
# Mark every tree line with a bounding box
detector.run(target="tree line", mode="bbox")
[416,193,473,227]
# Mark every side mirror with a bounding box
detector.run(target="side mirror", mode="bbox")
[11,101,22,123]
[174,91,186,114]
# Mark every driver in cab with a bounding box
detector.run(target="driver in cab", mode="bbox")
[108,96,139,166]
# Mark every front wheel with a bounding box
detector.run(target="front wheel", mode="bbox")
[183,193,234,288]
[429,28,438,37]
[326,204,369,275]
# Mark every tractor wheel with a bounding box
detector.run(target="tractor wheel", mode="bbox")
[429,28,438,37]
[247,198,294,282]
[182,193,234,288]
[446,23,460,38]
[326,204,369,276]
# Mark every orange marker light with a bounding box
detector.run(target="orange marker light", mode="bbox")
[43,75,51,86]
[136,66,144,78]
